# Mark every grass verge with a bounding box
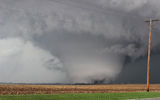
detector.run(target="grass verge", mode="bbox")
[0,92,160,100]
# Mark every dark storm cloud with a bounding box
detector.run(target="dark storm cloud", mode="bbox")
[0,0,160,83]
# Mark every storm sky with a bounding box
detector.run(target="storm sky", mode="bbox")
[0,0,160,83]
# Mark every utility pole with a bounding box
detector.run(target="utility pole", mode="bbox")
[145,18,160,92]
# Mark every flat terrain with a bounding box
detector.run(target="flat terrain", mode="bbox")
[0,84,160,95]
[0,92,160,100]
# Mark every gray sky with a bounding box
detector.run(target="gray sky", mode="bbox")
[0,0,160,83]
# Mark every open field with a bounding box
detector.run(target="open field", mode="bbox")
[0,92,160,100]
[0,84,160,95]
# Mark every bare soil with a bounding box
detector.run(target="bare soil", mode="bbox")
[0,84,159,95]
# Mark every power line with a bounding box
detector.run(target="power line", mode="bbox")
[51,0,142,19]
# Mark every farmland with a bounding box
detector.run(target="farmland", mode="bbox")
[0,84,160,95]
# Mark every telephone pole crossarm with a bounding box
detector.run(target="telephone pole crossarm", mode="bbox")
[145,19,160,22]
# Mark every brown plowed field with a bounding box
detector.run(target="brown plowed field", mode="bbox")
[0,84,160,95]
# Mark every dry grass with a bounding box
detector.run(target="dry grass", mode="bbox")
[0,84,160,95]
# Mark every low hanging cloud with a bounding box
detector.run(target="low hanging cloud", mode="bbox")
[0,38,67,83]
[0,0,160,83]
